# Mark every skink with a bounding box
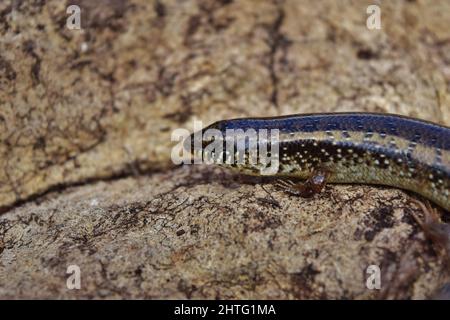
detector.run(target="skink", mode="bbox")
[187,113,450,211]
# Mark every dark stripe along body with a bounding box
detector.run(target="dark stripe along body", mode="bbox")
[206,113,450,211]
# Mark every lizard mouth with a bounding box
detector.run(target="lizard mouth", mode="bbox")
[182,130,212,155]
[183,121,225,156]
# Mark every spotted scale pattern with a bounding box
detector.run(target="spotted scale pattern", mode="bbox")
[198,113,450,211]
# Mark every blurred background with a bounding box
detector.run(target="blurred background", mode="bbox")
[1,0,449,210]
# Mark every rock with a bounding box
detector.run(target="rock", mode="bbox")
[0,165,447,299]
[0,0,449,299]
[1,0,449,210]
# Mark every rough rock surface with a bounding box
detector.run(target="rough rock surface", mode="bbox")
[1,166,448,299]
[1,0,450,299]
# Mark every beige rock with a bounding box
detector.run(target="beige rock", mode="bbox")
[0,0,449,299]
[0,165,447,299]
